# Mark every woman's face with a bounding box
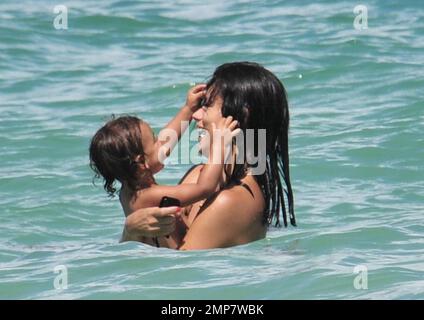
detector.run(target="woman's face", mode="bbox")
[192,92,224,157]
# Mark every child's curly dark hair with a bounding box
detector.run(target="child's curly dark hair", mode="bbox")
[89,115,147,197]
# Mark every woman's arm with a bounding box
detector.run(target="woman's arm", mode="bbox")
[121,206,181,242]
[121,165,202,245]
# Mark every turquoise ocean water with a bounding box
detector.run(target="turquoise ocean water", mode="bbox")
[0,0,423,299]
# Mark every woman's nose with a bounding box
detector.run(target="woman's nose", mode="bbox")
[192,108,204,122]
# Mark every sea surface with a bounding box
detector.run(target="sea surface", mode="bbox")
[0,0,423,299]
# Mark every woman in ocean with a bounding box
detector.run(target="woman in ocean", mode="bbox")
[89,85,240,248]
[122,61,296,250]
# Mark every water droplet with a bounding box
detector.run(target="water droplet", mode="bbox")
[189,82,196,86]
[172,85,176,88]
[298,74,303,79]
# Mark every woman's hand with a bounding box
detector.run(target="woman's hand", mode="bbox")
[122,206,181,241]
[185,84,207,113]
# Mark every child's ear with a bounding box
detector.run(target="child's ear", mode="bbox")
[134,154,142,163]
[134,154,148,169]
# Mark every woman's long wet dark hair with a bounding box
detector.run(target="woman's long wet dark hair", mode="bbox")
[206,62,296,227]
[89,115,147,197]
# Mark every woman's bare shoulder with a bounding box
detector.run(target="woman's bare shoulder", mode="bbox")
[216,178,264,219]
[180,178,266,249]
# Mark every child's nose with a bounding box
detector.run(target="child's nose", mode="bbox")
[192,108,204,122]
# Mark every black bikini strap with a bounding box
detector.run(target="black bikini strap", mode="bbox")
[239,182,254,198]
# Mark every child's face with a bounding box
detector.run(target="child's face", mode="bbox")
[139,121,164,174]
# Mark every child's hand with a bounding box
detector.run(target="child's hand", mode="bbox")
[185,84,207,112]
[213,116,241,146]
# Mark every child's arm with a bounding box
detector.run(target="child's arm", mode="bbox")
[154,84,206,161]
[136,116,240,208]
